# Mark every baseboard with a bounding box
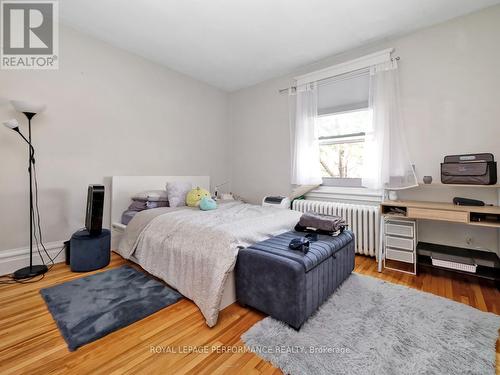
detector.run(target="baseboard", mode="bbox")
[0,241,66,276]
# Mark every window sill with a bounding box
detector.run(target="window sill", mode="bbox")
[305,185,383,204]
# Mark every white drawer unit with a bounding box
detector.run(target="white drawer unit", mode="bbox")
[383,218,417,275]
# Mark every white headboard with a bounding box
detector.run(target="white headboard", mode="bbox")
[111,175,210,225]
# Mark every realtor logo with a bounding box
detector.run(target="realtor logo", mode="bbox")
[1,0,59,69]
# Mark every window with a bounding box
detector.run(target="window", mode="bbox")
[316,70,371,187]
[317,108,371,184]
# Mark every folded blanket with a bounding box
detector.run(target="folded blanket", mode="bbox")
[146,200,169,209]
[121,210,138,225]
[128,199,169,212]
[297,211,346,233]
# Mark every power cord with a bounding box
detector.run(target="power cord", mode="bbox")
[33,162,57,269]
[0,273,45,285]
[0,158,66,286]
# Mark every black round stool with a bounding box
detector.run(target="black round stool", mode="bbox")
[70,229,111,272]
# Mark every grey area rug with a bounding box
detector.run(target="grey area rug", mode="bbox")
[242,273,500,375]
[40,265,182,351]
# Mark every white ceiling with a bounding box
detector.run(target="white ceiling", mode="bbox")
[61,0,500,91]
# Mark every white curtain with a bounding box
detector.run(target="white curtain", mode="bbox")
[362,61,417,190]
[291,83,323,185]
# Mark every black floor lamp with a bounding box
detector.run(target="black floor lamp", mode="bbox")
[3,100,48,279]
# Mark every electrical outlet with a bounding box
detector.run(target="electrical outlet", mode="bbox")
[466,237,473,245]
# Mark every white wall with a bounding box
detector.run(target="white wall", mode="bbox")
[229,6,500,253]
[0,25,230,251]
[2,6,499,256]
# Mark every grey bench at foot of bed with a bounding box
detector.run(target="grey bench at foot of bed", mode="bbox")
[235,230,355,329]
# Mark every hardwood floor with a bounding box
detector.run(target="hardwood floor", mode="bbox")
[0,253,498,375]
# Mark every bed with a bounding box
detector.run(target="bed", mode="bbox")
[111,176,301,327]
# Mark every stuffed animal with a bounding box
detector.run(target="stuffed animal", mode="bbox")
[186,187,211,207]
[199,197,217,211]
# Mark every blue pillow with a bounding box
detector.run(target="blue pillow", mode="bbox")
[199,197,217,211]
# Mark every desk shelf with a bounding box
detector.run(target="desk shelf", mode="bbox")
[468,221,500,228]
[381,200,500,228]
[416,242,500,284]
[417,256,499,282]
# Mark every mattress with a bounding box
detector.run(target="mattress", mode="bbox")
[125,253,237,311]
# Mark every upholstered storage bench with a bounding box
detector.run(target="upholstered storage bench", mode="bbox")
[236,230,355,329]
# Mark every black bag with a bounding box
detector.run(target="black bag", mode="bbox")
[441,153,497,185]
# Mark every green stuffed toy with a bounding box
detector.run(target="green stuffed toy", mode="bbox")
[186,187,211,207]
[200,197,217,210]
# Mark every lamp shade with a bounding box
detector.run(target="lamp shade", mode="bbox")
[10,100,46,114]
[3,118,20,130]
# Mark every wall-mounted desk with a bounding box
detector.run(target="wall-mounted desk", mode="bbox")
[379,199,500,285]
[381,199,500,228]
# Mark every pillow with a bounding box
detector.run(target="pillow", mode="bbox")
[166,181,192,207]
[132,190,168,202]
[128,200,148,212]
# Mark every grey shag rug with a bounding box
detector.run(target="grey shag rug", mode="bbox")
[242,273,500,375]
[40,265,182,351]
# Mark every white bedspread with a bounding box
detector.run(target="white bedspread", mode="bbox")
[118,201,301,326]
